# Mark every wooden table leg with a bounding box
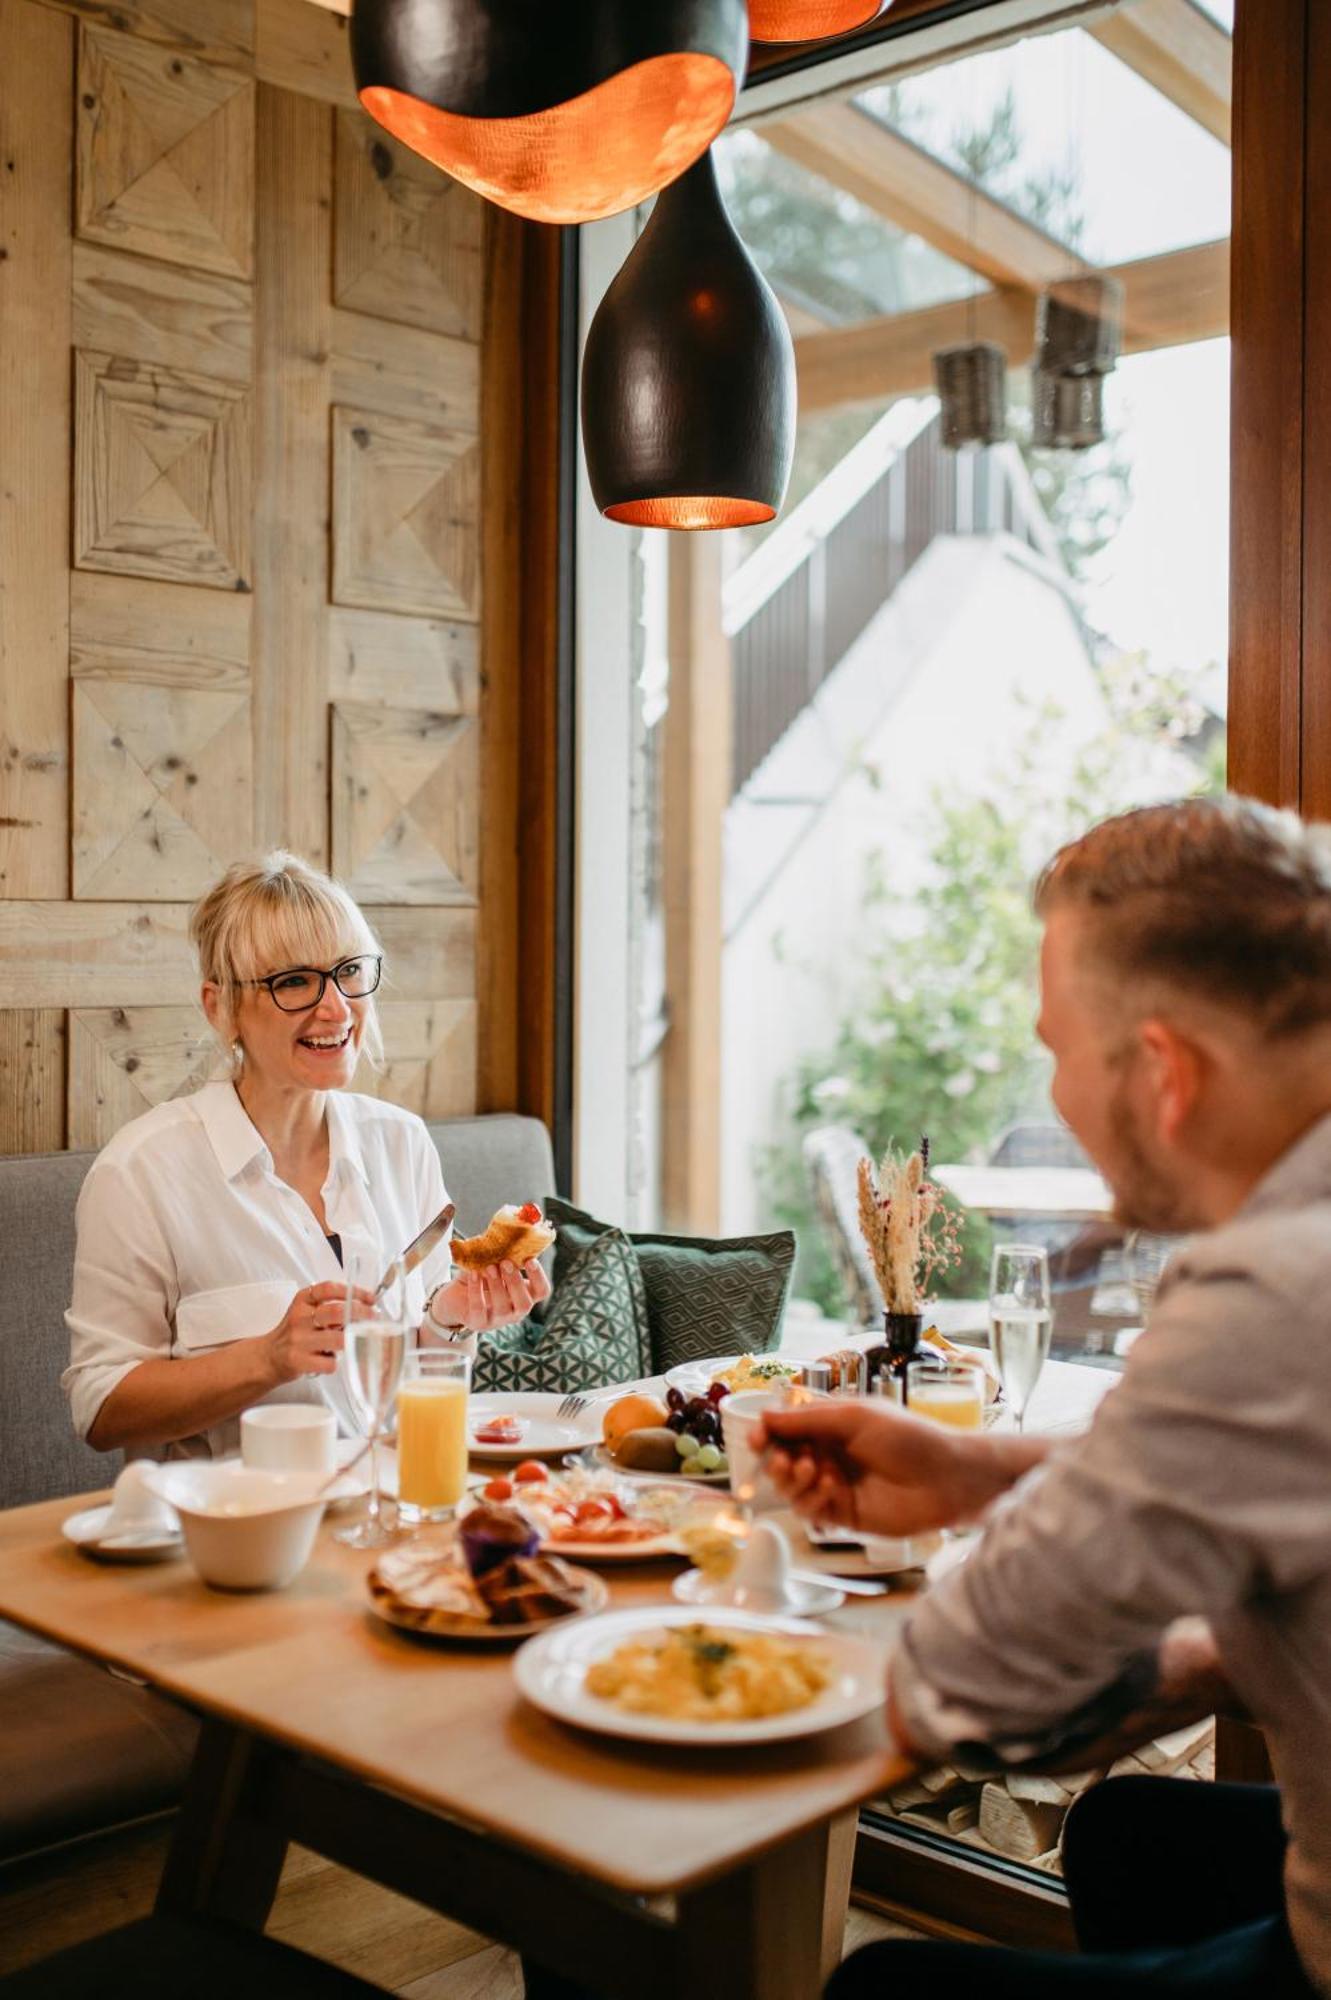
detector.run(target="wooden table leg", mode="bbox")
[820,1810,858,1983]
[675,1821,840,2000]
[156,1716,289,1927]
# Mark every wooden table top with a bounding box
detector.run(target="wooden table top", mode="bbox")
[0,1493,916,1898]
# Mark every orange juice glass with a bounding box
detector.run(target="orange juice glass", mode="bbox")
[397,1349,472,1525]
[905,1360,984,1430]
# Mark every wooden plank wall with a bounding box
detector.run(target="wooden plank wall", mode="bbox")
[0,0,497,1151]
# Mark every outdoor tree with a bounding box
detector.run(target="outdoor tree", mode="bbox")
[762,677,1221,1316]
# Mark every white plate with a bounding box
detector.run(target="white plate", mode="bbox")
[590,1443,729,1486]
[62,1504,182,1564]
[465,1479,707,1565]
[514,1605,889,1747]
[804,1520,942,1575]
[369,1566,608,1643]
[468,1394,606,1460]
[671,1568,845,1617]
[664,1354,804,1396]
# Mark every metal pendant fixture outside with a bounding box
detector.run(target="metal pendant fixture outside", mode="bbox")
[749,0,891,43]
[1031,367,1106,450]
[1035,274,1124,377]
[351,0,748,225]
[582,149,797,531]
[932,341,1008,449]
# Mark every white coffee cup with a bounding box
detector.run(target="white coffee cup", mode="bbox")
[241,1404,336,1475]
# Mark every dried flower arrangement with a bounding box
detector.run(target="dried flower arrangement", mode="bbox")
[857,1136,962,1314]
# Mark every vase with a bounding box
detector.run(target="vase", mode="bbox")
[865,1311,925,1402]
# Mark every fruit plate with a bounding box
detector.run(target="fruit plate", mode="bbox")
[590,1444,729,1486]
[513,1605,890,1747]
[368,1558,609,1643]
[468,1394,608,1460]
[664,1354,804,1397]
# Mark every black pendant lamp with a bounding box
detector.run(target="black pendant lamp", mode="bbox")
[582,149,797,531]
[749,0,891,41]
[351,0,748,226]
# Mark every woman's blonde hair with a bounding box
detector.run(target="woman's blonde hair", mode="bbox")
[190,853,384,1068]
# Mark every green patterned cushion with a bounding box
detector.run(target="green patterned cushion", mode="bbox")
[545,1200,796,1375]
[471,1221,651,1394]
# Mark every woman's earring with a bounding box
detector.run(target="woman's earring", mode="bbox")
[231,1040,243,1072]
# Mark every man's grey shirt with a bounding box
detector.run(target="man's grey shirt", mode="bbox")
[895,1112,1331,1992]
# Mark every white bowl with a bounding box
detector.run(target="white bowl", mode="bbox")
[143,1463,327,1591]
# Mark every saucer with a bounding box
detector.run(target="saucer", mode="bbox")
[62,1504,182,1564]
[671,1567,844,1617]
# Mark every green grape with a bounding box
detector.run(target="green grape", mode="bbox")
[695,1443,722,1471]
[675,1431,701,1458]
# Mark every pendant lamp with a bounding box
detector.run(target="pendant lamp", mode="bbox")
[582,150,796,531]
[1035,274,1124,378]
[351,0,748,226]
[1031,367,1105,450]
[749,0,890,43]
[933,342,1007,449]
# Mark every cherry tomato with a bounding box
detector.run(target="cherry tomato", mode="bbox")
[482,1477,514,1502]
[518,1202,542,1223]
[574,1498,615,1526]
[513,1459,550,1485]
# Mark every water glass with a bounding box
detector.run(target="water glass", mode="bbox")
[988,1244,1052,1434]
[397,1348,472,1526]
[334,1259,408,1550]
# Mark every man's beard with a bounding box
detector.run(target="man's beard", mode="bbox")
[1106,1083,1200,1233]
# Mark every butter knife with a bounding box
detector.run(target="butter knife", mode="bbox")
[373,1201,455,1303]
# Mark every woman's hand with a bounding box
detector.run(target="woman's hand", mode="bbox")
[265,1280,374,1383]
[758,1399,1013,1538]
[428,1258,552,1335]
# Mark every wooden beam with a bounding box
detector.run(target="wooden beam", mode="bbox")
[0,0,73,902]
[795,237,1229,412]
[476,213,567,1132]
[1088,0,1232,148]
[661,535,730,1236]
[255,0,355,106]
[764,102,1074,291]
[1227,0,1302,806]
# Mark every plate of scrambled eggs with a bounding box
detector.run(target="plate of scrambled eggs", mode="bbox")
[513,1606,890,1745]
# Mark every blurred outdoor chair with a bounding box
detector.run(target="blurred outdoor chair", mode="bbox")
[802,1124,883,1328]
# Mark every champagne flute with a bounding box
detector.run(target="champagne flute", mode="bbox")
[988,1244,1052,1434]
[334,1257,408,1550]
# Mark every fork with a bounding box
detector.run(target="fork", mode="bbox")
[556,1391,589,1419]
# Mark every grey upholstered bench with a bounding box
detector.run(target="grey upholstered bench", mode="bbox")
[0,1112,555,1867]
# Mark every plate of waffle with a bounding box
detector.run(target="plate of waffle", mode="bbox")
[368,1521,607,1642]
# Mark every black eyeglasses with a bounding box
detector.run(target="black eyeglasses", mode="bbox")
[242,955,383,1014]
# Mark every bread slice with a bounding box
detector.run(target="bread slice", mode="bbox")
[451,1203,556,1271]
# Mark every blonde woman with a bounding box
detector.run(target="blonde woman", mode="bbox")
[63,854,549,1458]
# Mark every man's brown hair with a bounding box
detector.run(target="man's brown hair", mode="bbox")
[1034,795,1331,1039]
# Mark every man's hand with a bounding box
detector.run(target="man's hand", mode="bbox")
[758,1399,1048,1537]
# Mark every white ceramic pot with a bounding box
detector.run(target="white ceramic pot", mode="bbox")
[144,1463,327,1591]
[241,1403,336,1474]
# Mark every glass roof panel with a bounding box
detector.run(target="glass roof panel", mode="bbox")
[856,26,1230,269]
[714,127,987,329]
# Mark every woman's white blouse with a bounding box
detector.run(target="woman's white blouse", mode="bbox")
[63,1080,453,1458]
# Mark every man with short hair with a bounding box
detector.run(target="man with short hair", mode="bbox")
[764,795,1331,1999]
